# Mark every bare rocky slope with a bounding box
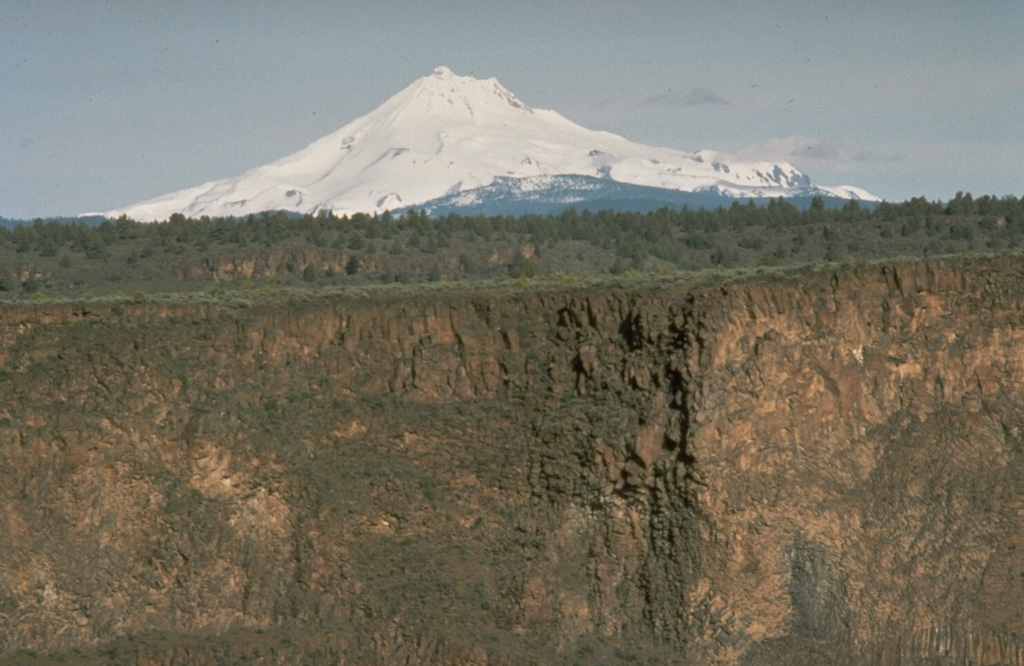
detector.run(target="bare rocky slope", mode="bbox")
[2,256,1023,665]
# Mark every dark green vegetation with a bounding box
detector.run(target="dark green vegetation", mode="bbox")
[1,192,1021,302]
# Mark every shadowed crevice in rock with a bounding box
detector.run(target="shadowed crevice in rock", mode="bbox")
[3,256,1024,664]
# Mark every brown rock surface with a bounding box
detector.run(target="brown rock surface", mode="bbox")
[2,256,1024,664]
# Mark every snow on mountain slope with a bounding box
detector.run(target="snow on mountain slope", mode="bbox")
[105,66,878,221]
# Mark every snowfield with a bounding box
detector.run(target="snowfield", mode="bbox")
[105,66,879,221]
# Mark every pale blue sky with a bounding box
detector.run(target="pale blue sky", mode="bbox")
[2,0,1022,218]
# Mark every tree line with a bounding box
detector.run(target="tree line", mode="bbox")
[0,193,1022,298]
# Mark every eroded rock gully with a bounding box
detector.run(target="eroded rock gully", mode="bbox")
[2,257,1024,665]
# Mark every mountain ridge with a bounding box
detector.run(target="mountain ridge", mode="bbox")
[395,173,877,218]
[103,66,878,221]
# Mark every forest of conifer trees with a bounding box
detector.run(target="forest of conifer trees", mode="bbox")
[0,192,1019,301]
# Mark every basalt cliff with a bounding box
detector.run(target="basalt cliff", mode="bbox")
[2,257,1024,665]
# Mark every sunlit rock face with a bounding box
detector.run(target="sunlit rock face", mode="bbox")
[2,256,1023,664]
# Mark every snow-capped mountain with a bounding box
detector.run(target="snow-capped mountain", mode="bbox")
[398,174,876,218]
[105,66,878,221]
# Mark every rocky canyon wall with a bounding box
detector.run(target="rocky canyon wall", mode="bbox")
[2,257,1023,665]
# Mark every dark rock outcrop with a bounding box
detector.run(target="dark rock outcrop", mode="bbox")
[2,256,1023,664]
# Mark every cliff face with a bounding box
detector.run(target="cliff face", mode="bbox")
[2,257,1023,665]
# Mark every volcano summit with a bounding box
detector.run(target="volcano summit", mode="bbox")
[105,66,878,221]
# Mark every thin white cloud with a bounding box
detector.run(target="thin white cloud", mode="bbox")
[642,87,728,108]
[733,136,902,171]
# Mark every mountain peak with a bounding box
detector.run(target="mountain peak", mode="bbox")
[103,67,878,221]
[400,66,533,118]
